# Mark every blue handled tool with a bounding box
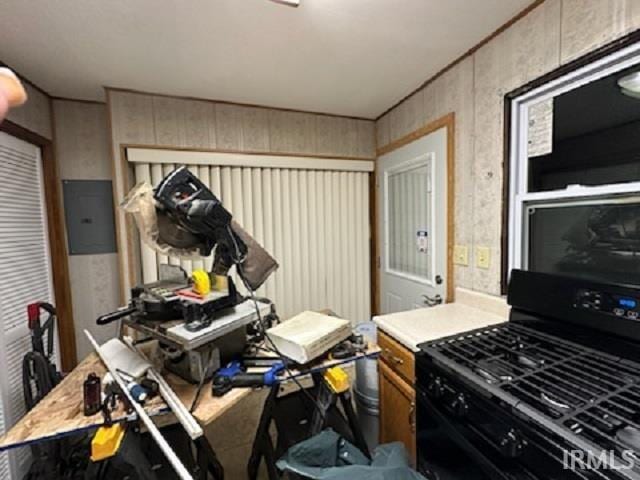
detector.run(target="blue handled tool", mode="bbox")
[212,360,285,396]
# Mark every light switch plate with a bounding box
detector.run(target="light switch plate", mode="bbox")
[453,245,469,266]
[476,246,491,269]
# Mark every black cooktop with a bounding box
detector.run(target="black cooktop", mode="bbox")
[423,322,640,462]
[418,270,640,479]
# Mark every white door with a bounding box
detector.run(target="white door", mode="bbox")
[377,127,447,314]
[0,132,58,479]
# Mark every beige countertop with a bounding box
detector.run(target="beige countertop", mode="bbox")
[373,288,509,352]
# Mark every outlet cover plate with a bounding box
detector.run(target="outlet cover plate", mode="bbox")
[476,246,490,269]
[453,245,469,266]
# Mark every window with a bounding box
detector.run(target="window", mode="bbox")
[385,158,433,281]
[508,42,640,286]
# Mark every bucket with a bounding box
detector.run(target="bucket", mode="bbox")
[355,388,379,450]
[354,322,378,400]
[354,322,379,450]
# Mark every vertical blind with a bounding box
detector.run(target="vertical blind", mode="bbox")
[0,132,56,480]
[133,160,371,323]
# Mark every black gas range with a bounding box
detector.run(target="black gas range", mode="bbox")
[416,269,640,480]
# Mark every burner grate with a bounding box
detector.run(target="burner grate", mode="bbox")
[426,322,640,470]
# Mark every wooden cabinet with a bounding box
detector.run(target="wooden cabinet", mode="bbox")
[378,330,416,464]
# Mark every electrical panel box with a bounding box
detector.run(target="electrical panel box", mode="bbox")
[63,180,117,255]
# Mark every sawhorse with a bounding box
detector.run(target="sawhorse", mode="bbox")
[247,368,370,480]
[86,423,224,480]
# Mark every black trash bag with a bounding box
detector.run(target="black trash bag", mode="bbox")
[276,429,427,480]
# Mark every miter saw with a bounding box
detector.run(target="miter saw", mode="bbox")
[132,165,278,292]
[96,166,279,382]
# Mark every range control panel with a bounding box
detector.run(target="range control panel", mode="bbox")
[575,289,640,321]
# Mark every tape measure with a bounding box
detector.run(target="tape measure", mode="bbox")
[191,269,211,296]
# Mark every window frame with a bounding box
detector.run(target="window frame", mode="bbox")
[506,39,640,286]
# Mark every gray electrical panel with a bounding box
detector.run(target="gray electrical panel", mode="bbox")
[63,180,117,255]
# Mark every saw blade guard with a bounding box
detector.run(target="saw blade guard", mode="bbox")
[120,181,202,259]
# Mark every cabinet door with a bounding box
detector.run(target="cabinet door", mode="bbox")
[378,359,416,465]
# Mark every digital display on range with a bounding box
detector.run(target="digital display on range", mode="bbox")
[619,298,637,309]
[575,290,640,320]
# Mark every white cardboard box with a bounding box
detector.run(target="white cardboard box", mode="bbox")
[266,311,351,364]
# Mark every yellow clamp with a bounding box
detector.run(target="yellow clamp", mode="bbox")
[91,424,125,462]
[323,367,350,394]
[192,269,211,296]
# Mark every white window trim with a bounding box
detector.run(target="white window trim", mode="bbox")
[127,147,374,172]
[508,41,640,278]
[383,152,436,286]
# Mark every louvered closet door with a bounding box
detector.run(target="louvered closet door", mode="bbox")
[0,132,57,480]
[134,163,371,323]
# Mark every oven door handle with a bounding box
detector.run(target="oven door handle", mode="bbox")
[417,390,524,479]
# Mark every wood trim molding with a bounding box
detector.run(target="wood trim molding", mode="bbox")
[374,112,456,306]
[104,86,374,122]
[376,113,455,157]
[121,145,139,300]
[0,119,78,370]
[446,115,456,304]
[376,0,545,120]
[51,96,106,106]
[105,90,129,304]
[369,170,379,315]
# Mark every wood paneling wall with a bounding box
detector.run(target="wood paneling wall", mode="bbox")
[376,0,640,296]
[53,99,120,360]
[107,88,376,298]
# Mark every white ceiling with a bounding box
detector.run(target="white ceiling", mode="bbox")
[0,0,531,118]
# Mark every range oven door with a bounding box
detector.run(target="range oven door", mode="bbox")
[416,355,545,480]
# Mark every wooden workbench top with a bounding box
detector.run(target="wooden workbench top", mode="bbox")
[0,353,252,451]
[0,343,379,452]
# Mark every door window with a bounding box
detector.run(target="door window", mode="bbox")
[385,157,433,283]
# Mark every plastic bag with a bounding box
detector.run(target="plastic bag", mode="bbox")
[276,429,427,480]
[121,182,202,259]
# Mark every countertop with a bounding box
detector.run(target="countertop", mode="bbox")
[373,288,509,352]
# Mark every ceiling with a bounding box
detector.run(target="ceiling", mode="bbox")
[0,0,531,118]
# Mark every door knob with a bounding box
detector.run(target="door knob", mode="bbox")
[423,294,443,306]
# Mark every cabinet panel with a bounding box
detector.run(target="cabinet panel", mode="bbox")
[378,359,416,465]
[378,330,415,384]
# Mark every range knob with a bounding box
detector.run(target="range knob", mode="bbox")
[499,429,525,458]
[450,393,468,418]
[427,376,444,399]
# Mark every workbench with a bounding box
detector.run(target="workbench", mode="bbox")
[0,344,380,454]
